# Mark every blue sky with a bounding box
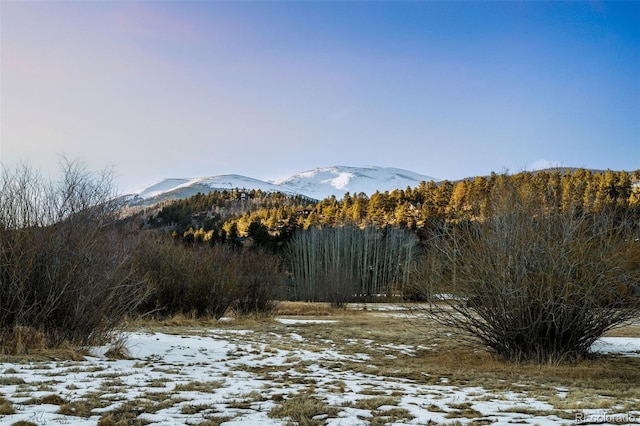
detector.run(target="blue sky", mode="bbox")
[2,1,638,192]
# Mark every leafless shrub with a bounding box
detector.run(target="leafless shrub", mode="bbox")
[134,236,236,319]
[135,235,284,319]
[414,184,640,363]
[232,249,284,316]
[0,160,145,351]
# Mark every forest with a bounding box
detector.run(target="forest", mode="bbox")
[146,168,640,247]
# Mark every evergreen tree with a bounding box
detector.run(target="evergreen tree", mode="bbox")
[247,219,271,249]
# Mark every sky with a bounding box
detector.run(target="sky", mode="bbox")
[1,1,639,193]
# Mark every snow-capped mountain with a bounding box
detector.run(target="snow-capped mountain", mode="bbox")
[131,175,294,201]
[127,174,298,206]
[127,166,438,206]
[274,166,438,200]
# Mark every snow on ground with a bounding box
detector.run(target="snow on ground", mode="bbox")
[1,322,639,425]
[591,337,640,357]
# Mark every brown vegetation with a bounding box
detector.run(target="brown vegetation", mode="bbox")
[133,234,285,319]
[0,160,145,352]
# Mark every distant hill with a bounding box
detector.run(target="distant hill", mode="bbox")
[127,175,295,206]
[126,166,439,206]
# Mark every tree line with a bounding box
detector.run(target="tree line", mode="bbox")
[151,168,640,248]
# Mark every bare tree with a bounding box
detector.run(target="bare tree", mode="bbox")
[287,224,418,307]
[0,159,145,351]
[414,185,640,363]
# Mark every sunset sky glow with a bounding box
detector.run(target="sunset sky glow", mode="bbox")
[2,1,638,192]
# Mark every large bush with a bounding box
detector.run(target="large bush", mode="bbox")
[135,235,284,318]
[0,161,145,351]
[416,186,640,363]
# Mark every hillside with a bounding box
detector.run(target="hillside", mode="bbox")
[126,166,439,207]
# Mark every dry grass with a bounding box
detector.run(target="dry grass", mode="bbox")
[142,307,634,421]
[193,416,236,426]
[0,376,25,386]
[25,393,67,406]
[126,302,351,333]
[104,336,132,360]
[36,346,87,361]
[426,403,446,413]
[0,326,87,360]
[353,396,400,410]
[0,326,47,355]
[173,380,225,393]
[275,301,349,316]
[97,410,152,426]
[180,403,214,414]
[445,402,484,419]
[269,393,340,425]
[0,396,15,415]
[369,408,415,426]
[124,313,221,329]
[225,390,268,410]
[499,406,577,420]
[57,391,116,417]
[605,325,640,338]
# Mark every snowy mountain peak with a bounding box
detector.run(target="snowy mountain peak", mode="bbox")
[276,166,438,200]
[127,166,439,206]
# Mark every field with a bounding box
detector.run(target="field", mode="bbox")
[1,303,639,426]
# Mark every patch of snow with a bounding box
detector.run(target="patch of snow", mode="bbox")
[276,318,339,324]
[592,336,640,357]
[321,172,354,190]
[130,178,191,199]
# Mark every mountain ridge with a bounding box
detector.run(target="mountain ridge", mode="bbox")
[127,165,439,206]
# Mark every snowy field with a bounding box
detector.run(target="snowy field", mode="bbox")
[1,312,639,426]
